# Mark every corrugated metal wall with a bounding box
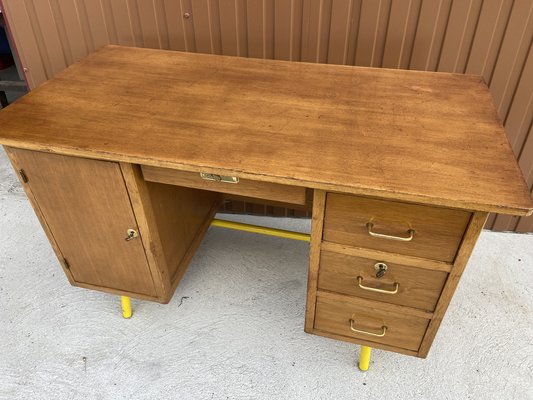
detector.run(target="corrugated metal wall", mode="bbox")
[1,0,532,231]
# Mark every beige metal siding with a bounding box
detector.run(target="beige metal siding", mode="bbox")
[1,0,532,231]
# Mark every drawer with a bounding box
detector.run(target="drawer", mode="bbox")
[314,292,430,351]
[142,166,307,205]
[318,251,447,311]
[323,193,471,262]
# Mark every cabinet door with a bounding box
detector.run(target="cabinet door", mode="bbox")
[7,148,156,297]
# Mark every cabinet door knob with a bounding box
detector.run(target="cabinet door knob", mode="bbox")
[125,229,138,241]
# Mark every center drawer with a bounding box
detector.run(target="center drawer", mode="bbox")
[142,165,307,205]
[323,193,471,263]
[318,251,447,311]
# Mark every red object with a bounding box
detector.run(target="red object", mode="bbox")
[0,53,14,69]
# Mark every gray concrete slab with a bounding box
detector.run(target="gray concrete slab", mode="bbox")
[0,148,532,400]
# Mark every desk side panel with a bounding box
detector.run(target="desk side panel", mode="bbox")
[122,163,220,303]
[304,189,326,332]
[417,211,488,357]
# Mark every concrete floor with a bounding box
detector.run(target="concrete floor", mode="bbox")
[0,147,532,400]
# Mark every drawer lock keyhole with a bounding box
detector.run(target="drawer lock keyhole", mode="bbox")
[125,229,138,241]
[374,262,388,278]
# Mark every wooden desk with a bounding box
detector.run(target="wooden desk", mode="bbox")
[1,46,531,362]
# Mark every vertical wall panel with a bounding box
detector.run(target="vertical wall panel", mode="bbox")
[218,0,240,55]
[274,0,303,61]
[327,0,354,65]
[53,0,87,63]
[409,0,452,71]
[100,0,119,45]
[108,0,135,47]
[208,0,223,54]
[1,0,47,87]
[382,0,420,69]
[437,0,482,73]
[301,0,332,63]
[154,0,170,49]
[246,0,264,58]
[136,0,163,49]
[494,120,533,232]
[489,0,533,120]
[354,0,391,67]
[28,0,68,75]
[2,0,532,231]
[191,0,214,53]
[505,46,533,154]
[80,0,110,50]
[162,0,186,51]
[246,0,274,59]
[180,0,196,52]
[21,0,58,76]
[190,0,223,54]
[465,0,513,81]
[127,0,145,47]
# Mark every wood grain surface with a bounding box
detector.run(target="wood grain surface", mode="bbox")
[314,291,430,352]
[323,193,471,263]
[304,189,326,332]
[318,251,448,311]
[0,46,530,215]
[6,148,157,297]
[142,165,307,205]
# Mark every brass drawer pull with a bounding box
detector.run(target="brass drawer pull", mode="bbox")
[357,276,399,294]
[366,222,415,242]
[200,172,239,184]
[349,319,387,337]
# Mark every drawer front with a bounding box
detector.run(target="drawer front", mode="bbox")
[323,193,471,262]
[314,293,430,351]
[318,251,447,311]
[142,165,307,205]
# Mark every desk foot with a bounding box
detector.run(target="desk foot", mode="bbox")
[120,296,132,319]
[359,346,371,371]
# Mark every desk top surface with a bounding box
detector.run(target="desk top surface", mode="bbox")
[0,45,531,215]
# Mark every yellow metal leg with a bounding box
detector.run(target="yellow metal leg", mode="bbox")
[359,346,372,371]
[121,296,132,319]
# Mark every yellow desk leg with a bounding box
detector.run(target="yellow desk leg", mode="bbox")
[359,346,371,371]
[121,296,132,319]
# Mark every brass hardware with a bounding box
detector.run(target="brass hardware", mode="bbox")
[125,229,138,241]
[183,12,191,19]
[357,276,399,294]
[19,169,29,183]
[374,262,388,278]
[200,172,239,184]
[366,222,415,242]
[349,319,387,337]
